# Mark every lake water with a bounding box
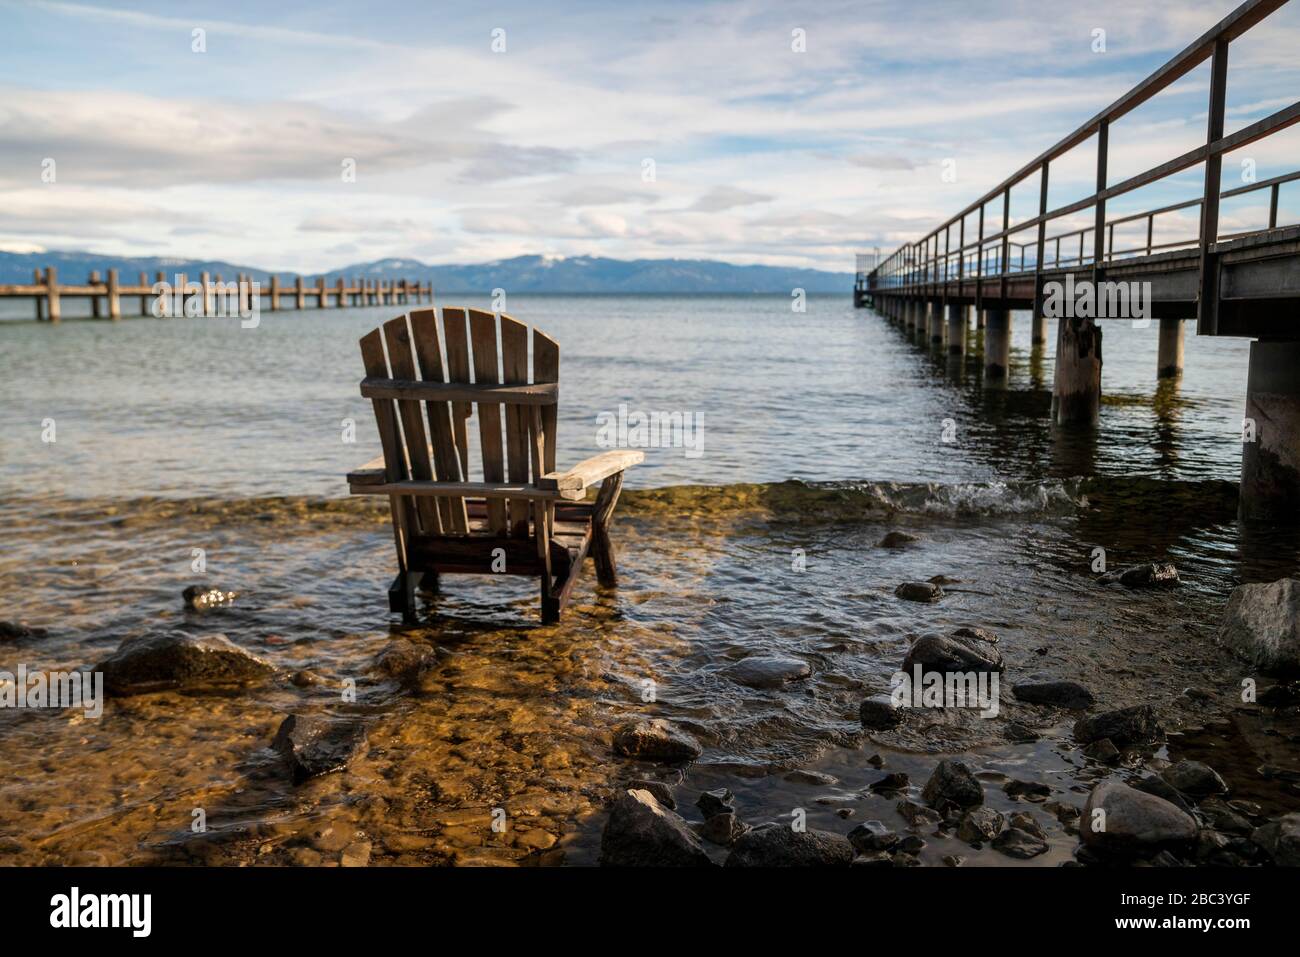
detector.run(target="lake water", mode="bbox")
[2,296,1298,867]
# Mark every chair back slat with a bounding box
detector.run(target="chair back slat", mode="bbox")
[410,308,470,533]
[382,315,442,536]
[359,328,417,568]
[467,309,509,534]
[442,308,473,481]
[500,314,532,538]
[533,330,560,476]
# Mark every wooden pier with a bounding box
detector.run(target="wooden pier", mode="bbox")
[0,268,432,322]
[856,0,1300,524]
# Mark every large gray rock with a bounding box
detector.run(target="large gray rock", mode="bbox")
[722,656,810,689]
[1219,578,1300,675]
[1073,705,1163,747]
[724,822,853,867]
[847,820,899,853]
[1250,812,1300,866]
[859,694,902,729]
[994,826,1048,859]
[612,719,702,762]
[903,632,1003,676]
[1013,680,1095,710]
[957,807,1005,843]
[272,714,369,782]
[1081,781,1198,856]
[921,760,983,809]
[97,631,273,695]
[600,789,714,867]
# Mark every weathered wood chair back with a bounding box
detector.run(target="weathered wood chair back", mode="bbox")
[359,307,560,540]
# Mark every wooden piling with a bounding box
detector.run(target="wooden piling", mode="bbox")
[295,276,305,310]
[46,266,61,323]
[1032,312,1049,345]
[985,308,1011,380]
[1240,340,1300,523]
[946,303,965,355]
[34,269,45,321]
[1157,318,1184,378]
[139,272,149,315]
[270,275,281,311]
[107,268,121,320]
[336,277,347,307]
[89,271,102,318]
[1051,316,1102,426]
[201,271,212,314]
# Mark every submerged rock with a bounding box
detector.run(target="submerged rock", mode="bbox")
[896,800,943,828]
[957,807,1005,843]
[1251,812,1300,867]
[1005,779,1052,801]
[847,820,899,853]
[994,826,1048,859]
[859,694,902,729]
[895,582,943,603]
[1080,781,1198,856]
[868,772,909,793]
[1161,760,1228,800]
[600,789,713,867]
[1082,738,1121,764]
[696,788,735,818]
[1219,577,1300,675]
[784,770,837,786]
[1073,705,1163,747]
[921,760,983,809]
[1100,563,1180,587]
[1134,775,1193,815]
[695,811,748,847]
[904,631,1003,676]
[1258,681,1300,708]
[877,531,919,549]
[628,779,677,810]
[182,585,238,611]
[272,714,368,782]
[0,621,48,642]
[1012,680,1095,710]
[373,639,439,686]
[612,719,702,762]
[724,823,853,867]
[98,631,273,696]
[723,656,810,689]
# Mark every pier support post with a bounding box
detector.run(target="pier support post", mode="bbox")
[1240,340,1300,523]
[46,267,60,323]
[985,308,1011,381]
[1051,316,1102,426]
[295,276,306,310]
[929,301,944,346]
[317,277,327,308]
[139,272,150,315]
[34,268,44,320]
[1032,312,1049,345]
[337,277,347,307]
[270,275,281,311]
[201,271,213,315]
[107,268,121,320]
[89,271,102,318]
[1157,318,1184,378]
[947,303,965,356]
[976,308,986,330]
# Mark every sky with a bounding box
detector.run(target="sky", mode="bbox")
[0,0,1298,273]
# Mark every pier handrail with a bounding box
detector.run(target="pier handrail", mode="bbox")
[864,0,1299,335]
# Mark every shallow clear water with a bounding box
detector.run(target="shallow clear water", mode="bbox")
[1,296,1297,867]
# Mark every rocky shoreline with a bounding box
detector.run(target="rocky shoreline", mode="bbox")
[595,571,1300,867]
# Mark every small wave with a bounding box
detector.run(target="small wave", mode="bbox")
[3,475,1241,530]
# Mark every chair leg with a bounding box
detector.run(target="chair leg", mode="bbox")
[388,571,417,622]
[590,472,624,587]
[540,580,560,624]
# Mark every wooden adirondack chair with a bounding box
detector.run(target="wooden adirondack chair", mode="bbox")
[346,308,643,623]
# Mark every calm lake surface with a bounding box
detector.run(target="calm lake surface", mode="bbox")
[2,295,1298,866]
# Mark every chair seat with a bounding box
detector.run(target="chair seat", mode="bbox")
[407,498,593,576]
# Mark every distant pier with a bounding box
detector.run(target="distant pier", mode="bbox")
[0,269,432,321]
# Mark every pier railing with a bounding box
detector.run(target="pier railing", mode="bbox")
[862,0,1300,336]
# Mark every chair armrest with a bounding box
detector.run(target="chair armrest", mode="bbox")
[347,455,387,485]
[537,450,644,492]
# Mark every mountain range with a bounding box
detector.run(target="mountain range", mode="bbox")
[0,250,851,294]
